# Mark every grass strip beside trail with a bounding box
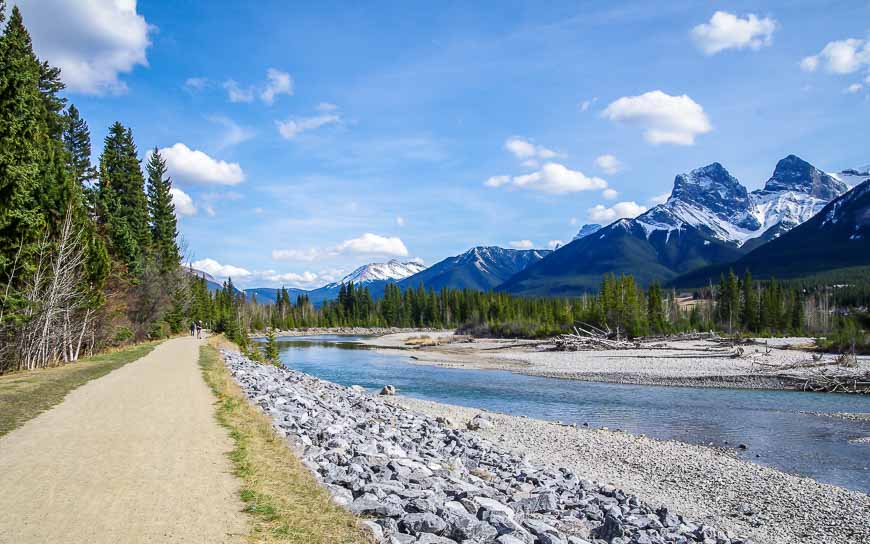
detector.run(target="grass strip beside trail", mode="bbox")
[0,341,160,438]
[199,341,371,544]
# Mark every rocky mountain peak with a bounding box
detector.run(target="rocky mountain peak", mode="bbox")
[573,224,602,240]
[764,155,847,199]
[669,162,758,230]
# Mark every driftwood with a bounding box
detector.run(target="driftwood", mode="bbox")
[798,370,870,394]
[553,323,640,351]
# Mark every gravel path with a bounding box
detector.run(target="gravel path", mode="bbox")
[389,396,870,544]
[0,337,247,543]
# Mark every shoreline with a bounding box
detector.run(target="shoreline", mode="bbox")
[386,394,870,544]
[360,331,870,393]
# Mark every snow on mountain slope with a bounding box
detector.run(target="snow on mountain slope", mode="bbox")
[833,165,870,188]
[633,155,848,247]
[573,224,602,240]
[333,259,425,286]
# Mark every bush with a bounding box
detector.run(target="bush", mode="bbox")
[148,321,172,340]
[112,326,134,346]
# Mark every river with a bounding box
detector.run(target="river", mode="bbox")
[269,335,870,494]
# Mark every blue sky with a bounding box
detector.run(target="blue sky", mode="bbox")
[17,1,870,288]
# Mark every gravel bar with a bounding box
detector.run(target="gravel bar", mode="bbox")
[223,350,870,544]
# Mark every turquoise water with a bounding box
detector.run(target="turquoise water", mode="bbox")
[270,335,870,494]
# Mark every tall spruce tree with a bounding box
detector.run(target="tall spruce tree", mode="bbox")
[0,6,49,312]
[63,104,95,190]
[146,148,180,272]
[96,122,150,273]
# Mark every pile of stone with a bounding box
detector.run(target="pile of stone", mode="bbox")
[223,351,753,544]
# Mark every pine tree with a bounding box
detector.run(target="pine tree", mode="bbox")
[96,122,151,273]
[0,6,49,314]
[63,104,95,190]
[741,270,757,332]
[146,148,180,272]
[264,328,280,365]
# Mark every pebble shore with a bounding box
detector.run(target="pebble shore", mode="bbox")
[222,350,870,544]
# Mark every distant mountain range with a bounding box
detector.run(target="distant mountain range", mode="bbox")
[498,155,862,295]
[398,247,550,292]
[195,154,870,302]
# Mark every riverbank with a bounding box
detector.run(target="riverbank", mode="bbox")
[362,332,870,392]
[388,396,870,544]
[224,349,870,544]
[200,339,370,543]
[251,327,450,339]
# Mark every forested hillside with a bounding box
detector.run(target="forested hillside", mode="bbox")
[0,5,209,372]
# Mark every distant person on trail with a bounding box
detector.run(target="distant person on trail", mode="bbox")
[197,320,204,339]
[190,321,196,337]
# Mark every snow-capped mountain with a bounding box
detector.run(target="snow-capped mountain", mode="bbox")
[399,246,550,292]
[573,224,602,240]
[331,259,425,287]
[834,165,870,188]
[675,179,870,285]
[499,155,851,296]
[635,155,847,247]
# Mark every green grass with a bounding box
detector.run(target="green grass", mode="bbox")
[199,338,371,544]
[0,341,160,438]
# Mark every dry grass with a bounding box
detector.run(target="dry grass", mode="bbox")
[0,341,160,438]
[404,335,441,347]
[199,338,372,544]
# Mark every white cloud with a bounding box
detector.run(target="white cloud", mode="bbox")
[505,137,557,161]
[396,216,406,227]
[276,113,341,139]
[484,175,511,188]
[595,154,624,174]
[317,102,338,112]
[509,240,534,249]
[587,201,647,223]
[223,80,254,103]
[845,83,863,94]
[691,11,777,55]
[208,115,255,149]
[602,188,619,200]
[184,77,209,92]
[261,68,294,104]
[271,248,321,262]
[649,192,671,205]
[547,240,564,250]
[191,258,251,278]
[579,97,598,112]
[602,90,712,145]
[496,163,608,195]
[260,270,318,285]
[19,0,152,94]
[204,204,216,217]
[801,38,870,74]
[169,187,196,217]
[160,143,245,185]
[335,233,409,257]
[570,217,578,226]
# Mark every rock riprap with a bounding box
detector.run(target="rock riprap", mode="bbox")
[223,351,754,544]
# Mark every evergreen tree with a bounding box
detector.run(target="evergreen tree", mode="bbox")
[96,122,150,273]
[264,328,280,365]
[741,270,757,332]
[146,148,180,272]
[0,6,47,304]
[62,104,95,190]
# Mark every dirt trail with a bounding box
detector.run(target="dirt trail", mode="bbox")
[0,336,247,543]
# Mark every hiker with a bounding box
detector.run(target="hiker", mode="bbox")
[197,320,204,339]
[190,321,196,337]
